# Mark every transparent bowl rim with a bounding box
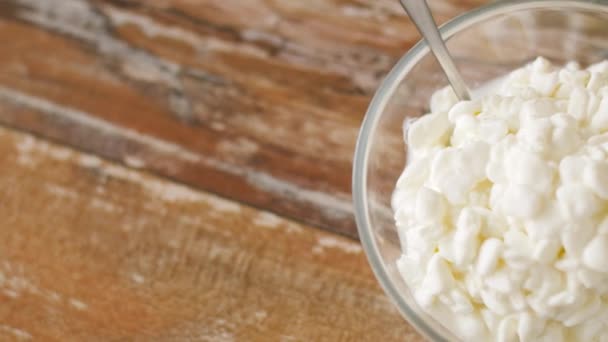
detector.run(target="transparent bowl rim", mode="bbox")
[352,0,608,340]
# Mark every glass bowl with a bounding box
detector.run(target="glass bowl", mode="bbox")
[352,1,608,340]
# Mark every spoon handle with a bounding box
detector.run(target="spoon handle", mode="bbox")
[400,0,471,100]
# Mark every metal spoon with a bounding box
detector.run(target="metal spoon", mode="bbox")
[400,0,471,101]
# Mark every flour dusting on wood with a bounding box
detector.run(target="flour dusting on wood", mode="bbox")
[69,298,88,311]
[313,236,362,255]
[252,211,282,229]
[0,325,32,340]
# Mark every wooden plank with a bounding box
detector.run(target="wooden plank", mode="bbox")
[0,0,483,237]
[0,125,421,341]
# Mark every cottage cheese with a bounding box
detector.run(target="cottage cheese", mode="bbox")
[393,57,608,341]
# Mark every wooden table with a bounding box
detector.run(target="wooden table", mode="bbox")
[0,0,482,340]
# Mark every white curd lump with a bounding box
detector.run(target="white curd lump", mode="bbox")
[393,57,608,341]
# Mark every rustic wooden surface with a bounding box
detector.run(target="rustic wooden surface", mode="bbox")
[0,0,483,238]
[0,0,482,340]
[0,126,419,341]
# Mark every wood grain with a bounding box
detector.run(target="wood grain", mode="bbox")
[0,125,422,341]
[0,0,483,237]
